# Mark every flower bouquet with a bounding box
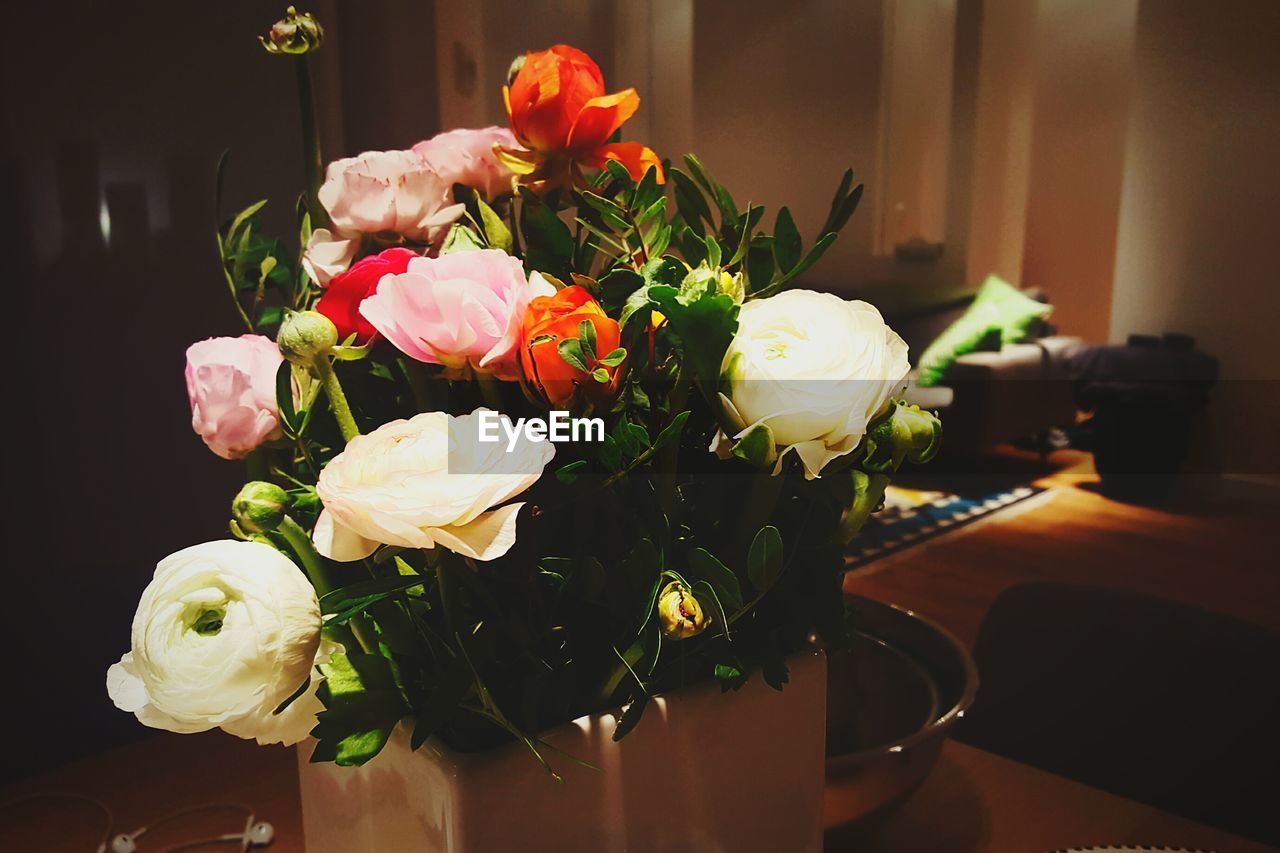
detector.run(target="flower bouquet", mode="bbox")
[108,7,941,849]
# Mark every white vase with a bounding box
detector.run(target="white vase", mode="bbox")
[297,649,826,852]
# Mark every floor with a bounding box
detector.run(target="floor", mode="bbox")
[842,449,1280,648]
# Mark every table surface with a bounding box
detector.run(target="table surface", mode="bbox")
[3,731,1273,852]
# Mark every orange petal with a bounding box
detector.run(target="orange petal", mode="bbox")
[547,45,604,91]
[583,142,665,183]
[567,89,641,154]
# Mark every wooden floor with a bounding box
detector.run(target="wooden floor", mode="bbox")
[843,450,1280,648]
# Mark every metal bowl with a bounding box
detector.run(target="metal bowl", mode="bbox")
[825,595,979,836]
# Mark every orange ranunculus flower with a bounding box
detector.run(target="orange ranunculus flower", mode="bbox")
[520,285,626,408]
[498,45,663,190]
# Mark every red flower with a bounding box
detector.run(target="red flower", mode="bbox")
[498,45,663,190]
[315,247,417,343]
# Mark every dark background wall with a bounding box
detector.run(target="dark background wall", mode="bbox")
[0,0,432,782]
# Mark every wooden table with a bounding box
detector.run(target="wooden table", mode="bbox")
[3,731,1273,852]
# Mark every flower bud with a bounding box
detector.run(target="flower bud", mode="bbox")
[657,581,710,640]
[232,481,290,534]
[278,310,338,365]
[260,6,325,55]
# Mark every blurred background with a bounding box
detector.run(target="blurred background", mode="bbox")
[4,0,1279,784]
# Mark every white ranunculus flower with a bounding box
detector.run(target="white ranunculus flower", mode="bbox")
[107,540,325,745]
[313,409,554,562]
[718,289,910,479]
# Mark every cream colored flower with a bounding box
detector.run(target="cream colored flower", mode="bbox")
[313,409,554,562]
[107,540,325,745]
[718,290,910,479]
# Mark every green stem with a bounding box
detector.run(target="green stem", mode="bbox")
[216,234,256,332]
[402,359,434,412]
[295,55,328,229]
[432,551,458,640]
[657,365,690,517]
[313,357,360,442]
[476,373,504,410]
[277,516,373,654]
[278,516,335,597]
[734,466,786,565]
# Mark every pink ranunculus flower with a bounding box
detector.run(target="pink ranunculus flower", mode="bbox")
[317,149,465,245]
[185,335,284,460]
[412,126,520,201]
[359,249,555,380]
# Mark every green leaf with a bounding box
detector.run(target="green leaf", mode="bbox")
[311,653,407,767]
[441,222,486,254]
[823,169,864,234]
[633,163,663,210]
[603,159,635,189]
[579,190,628,221]
[599,268,645,315]
[319,575,427,616]
[578,318,597,359]
[226,199,268,243]
[670,168,713,229]
[704,235,722,268]
[636,196,667,230]
[747,526,784,594]
[475,194,513,251]
[683,153,738,224]
[745,238,776,294]
[558,338,589,373]
[652,410,690,450]
[555,459,589,484]
[773,206,801,272]
[727,205,765,267]
[641,255,688,288]
[762,231,839,294]
[592,367,610,383]
[598,347,628,367]
[275,361,297,434]
[519,187,574,278]
[599,435,624,472]
[824,168,854,233]
[612,690,651,741]
[686,547,743,611]
[714,662,746,690]
[647,284,739,400]
[731,422,778,468]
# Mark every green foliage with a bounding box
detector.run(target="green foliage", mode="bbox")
[311,653,408,766]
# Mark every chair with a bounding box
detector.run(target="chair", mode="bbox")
[954,582,1280,846]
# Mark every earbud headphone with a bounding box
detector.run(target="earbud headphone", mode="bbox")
[2,793,275,852]
[99,805,275,852]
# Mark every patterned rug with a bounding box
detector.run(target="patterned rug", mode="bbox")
[844,481,1050,572]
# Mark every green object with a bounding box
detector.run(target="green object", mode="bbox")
[231,481,290,534]
[916,275,1052,386]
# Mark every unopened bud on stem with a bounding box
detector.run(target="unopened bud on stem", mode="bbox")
[260,6,325,55]
[278,310,338,365]
[657,580,710,640]
[232,481,290,534]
